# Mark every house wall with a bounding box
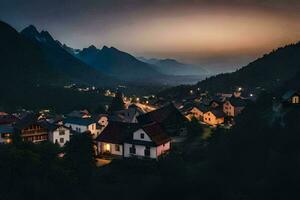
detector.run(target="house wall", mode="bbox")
[223,101,235,116]
[65,122,98,137]
[124,141,170,159]
[190,108,203,120]
[88,123,99,138]
[133,129,152,142]
[98,116,108,127]
[156,141,171,157]
[49,127,70,147]
[98,142,123,156]
[203,112,224,126]
[124,143,157,159]
[292,95,300,104]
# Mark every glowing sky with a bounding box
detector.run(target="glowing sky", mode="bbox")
[1,0,300,72]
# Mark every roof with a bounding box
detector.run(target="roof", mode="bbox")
[227,97,247,107]
[64,117,95,126]
[13,113,40,130]
[95,122,138,144]
[282,90,300,100]
[0,114,19,125]
[137,103,186,125]
[0,124,14,134]
[140,123,171,146]
[39,121,69,132]
[209,110,225,118]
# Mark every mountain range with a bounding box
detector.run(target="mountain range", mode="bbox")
[65,44,165,82]
[138,57,208,76]
[20,25,116,86]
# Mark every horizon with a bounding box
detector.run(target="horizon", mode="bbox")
[1,0,300,73]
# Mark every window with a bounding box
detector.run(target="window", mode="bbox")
[144,146,150,157]
[141,133,144,139]
[59,130,65,135]
[115,144,120,151]
[129,145,136,154]
[60,138,64,143]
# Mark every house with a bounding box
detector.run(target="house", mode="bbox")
[203,110,225,126]
[182,103,209,121]
[64,117,99,138]
[14,115,49,143]
[282,90,300,104]
[40,122,70,147]
[96,122,138,157]
[95,121,171,159]
[0,124,14,144]
[223,97,247,117]
[124,122,171,159]
[137,103,188,136]
[97,114,109,127]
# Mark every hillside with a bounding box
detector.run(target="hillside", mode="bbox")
[72,45,167,82]
[158,42,300,98]
[21,25,117,87]
[0,21,111,112]
[0,21,67,87]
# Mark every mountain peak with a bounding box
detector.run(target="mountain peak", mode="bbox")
[101,45,109,50]
[21,25,39,36]
[87,45,97,50]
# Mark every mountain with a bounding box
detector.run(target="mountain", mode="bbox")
[138,57,208,76]
[21,25,116,86]
[67,45,166,82]
[158,42,300,98]
[0,21,65,87]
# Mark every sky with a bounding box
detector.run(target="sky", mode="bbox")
[1,0,300,73]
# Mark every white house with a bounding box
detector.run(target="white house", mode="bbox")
[124,122,171,159]
[38,122,70,147]
[96,122,136,157]
[48,125,70,147]
[64,117,99,138]
[96,122,171,159]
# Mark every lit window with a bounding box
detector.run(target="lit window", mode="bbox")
[104,143,110,152]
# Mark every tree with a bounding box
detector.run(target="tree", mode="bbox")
[64,133,96,186]
[108,92,125,113]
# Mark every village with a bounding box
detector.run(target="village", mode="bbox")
[0,88,299,165]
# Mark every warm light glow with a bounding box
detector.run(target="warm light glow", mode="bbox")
[104,143,110,152]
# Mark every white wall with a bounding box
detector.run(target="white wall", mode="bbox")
[133,129,152,142]
[124,142,170,159]
[65,122,98,137]
[49,126,70,147]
